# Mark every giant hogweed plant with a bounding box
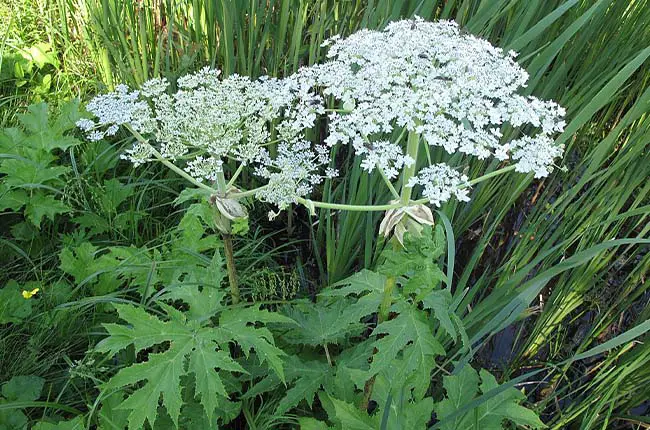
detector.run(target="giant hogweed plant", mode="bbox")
[79,19,563,428]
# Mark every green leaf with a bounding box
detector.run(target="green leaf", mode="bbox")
[17,103,49,134]
[2,375,44,401]
[372,369,434,430]
[218,322,287,382]
[324,269,386,297]
[0,158,68,187]
[22,43,59,69]
[0,280,34,324]
[476,369,546,429]
[434,366,545,430]
[73,213,110,237]
[97,304,246,429]
[379,226,446,298]
[0,184,28,212]
[273,356,333,415]
[59,242,101,284]
[98,392,129,430]
[368,307,445,383]
[24,192,69,228]
[174,188,213,206]
[323,393,379,430]
[321,270,387,324]
[422,289,463,341]
[298,417,333,430]
[52,99,82,133]
[162,283,226,322]
[32,417,84,430]
[98,179,133,213]
[187,333,239,423]
[0,407,28,430]
[60,243,157,295]
[283,301,366,346]
[15,102,80,152]
[160,249,225,320]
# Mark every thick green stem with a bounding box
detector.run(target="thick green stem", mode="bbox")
[216,169,240,305]
[400,130,421,204]
[377,275,397,323]
[222,233,240,305]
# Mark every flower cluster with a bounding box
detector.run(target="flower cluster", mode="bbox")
[300,17,565,200]
[406,164,470,207]
[79,18,566,212]
[79,68,329,208]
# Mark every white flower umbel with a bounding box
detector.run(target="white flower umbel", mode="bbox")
[295,17,565,205]
[406,164,470,207]
[79,18,566,215]
[79,67,330,209]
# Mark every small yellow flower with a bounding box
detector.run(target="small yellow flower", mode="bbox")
[22,288,40,299]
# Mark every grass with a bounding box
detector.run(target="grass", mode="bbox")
[0,0,649,428]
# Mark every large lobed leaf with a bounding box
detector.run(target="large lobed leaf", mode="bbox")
[96,304,247,429]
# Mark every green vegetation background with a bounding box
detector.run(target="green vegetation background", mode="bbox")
[0,0,649,429]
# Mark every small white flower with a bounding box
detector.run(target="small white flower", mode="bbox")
[407,164,471,207]
[185,156,224,182]
[325,167,339,178]
[76,118,95,132]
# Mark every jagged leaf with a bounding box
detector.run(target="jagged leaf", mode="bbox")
[0,280,34,324]
[98,178,133,213]
[174,188,213,206]
[32,417,84,430]
[372,368,434,430]
[188,332,245,423]
[24,192,69,228]
[273,356,333,414]
[434,366,545,429]
[320,269,387,323]
[98,392,129,430]
[17,102,81,151]
[216,305,292,382]
[96,304,245,429]
[324,270,386,297]
[0,185,28,212]
[321,393,380,430]
[368,307,445,382]
[422,288,460,340]
[380,225,446,298]
[0,158,68,187]
[283,301,366,346]
[298,417,333,429]
[162,282,226,321]
[217,322,287,382]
